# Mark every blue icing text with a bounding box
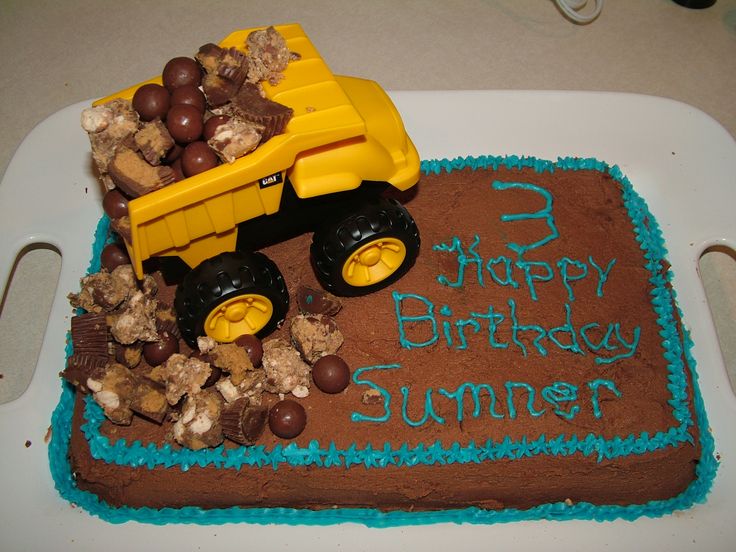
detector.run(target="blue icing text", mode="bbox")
[491,180,559,260]
[393,292,639,363]
[350,364,622,427]
[433,236,617,302]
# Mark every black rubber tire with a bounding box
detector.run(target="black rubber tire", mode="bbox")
[311,197,420,296]
[174,251,289,347]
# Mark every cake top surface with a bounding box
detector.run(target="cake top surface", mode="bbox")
[51,154,718,526]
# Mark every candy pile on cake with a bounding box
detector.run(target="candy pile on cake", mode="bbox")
[63,247,351,447]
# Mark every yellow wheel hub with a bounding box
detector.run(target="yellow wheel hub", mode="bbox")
[342,237,406,287]
[204,294,273,342]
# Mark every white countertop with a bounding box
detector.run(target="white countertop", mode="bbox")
[0,1,734,410]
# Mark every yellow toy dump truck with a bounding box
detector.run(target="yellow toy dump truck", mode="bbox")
[94,24,420,346]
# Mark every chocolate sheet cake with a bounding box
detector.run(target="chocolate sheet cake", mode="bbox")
[50,155,717,525]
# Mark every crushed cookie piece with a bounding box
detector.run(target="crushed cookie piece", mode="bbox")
[172,389,224,450]
[134,119,174,165]
[197,336,217,355]
[140,272,158,296]
[155,302,180,339]
[68,266,135,314]
[111,264,137,289]
[86,363,136,425]
[207,118,262,163]
[108,147,175,198]
[261,338,311,396]
[214,376,238,403]
[81,105,113,134]
[361,388,383,405]
[158,353,212,405]
[291,384,309,399]
[146,357,169,391]
[207,342,254,386]
[290,314,343,364]
[246,26,291,85]
[110,290,159,344]
[215,369,265,405]
[129,378,169,424]
[221,397,268,445]
[81,99,139,183]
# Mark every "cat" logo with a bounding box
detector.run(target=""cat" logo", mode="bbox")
[259,172,283,188]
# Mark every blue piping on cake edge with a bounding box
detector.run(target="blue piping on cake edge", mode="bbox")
[48,155,718,526]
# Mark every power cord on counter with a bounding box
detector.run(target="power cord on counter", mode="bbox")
[554,0,604,24]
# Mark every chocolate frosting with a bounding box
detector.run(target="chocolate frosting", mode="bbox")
[67,163,702,515]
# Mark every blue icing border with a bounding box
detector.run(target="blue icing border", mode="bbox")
[48,155,718,525]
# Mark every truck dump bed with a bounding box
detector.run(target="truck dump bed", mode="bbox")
[95,24,419,279]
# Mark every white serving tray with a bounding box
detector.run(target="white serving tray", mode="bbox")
[0,91,734,551]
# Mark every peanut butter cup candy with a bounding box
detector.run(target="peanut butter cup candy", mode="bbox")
[230,82,293,141]
[221,397,268,445]
[108,147,175,197]
[69,312,109,358]
[187,350,221,388]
